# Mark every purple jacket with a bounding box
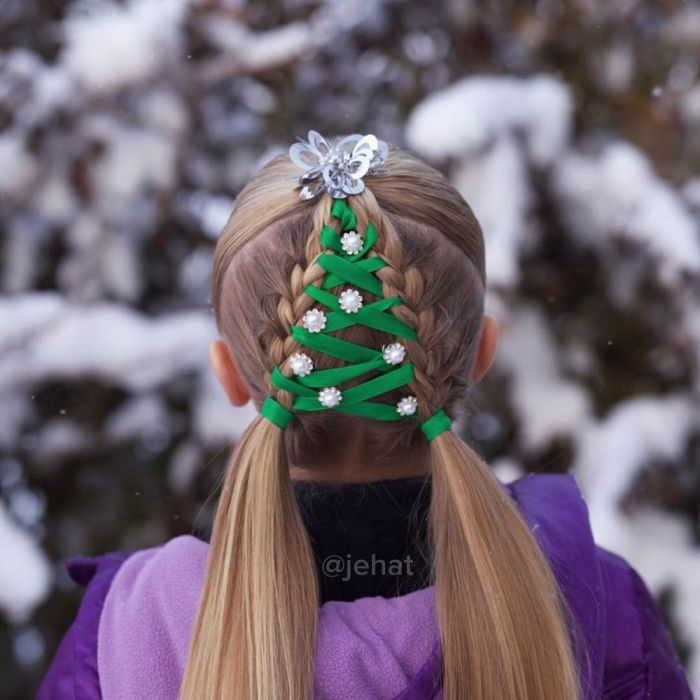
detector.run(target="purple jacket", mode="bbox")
[38,475,693,699]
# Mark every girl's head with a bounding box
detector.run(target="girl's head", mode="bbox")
[209,148,494,473]
[181,138,580,699]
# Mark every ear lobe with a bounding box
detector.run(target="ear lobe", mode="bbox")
[470,315,499,384]
[209,340,252,407]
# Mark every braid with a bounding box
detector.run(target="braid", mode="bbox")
[266,194,337,410]
[240,182,468,436]
[358,187,458,419]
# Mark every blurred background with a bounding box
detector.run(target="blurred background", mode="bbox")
[1,0,699,697]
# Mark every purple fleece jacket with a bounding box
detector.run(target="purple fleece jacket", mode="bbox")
[38,474,693,699]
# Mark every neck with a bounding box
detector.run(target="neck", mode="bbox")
[290,443,431,484]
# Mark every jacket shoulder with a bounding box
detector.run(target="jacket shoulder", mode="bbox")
[506,473,590,533]
[506,474,602,608]
[38,536,207,700]
[506,474,692,698]
[38,550,132,699]
[97,535,208,700]
[597,547,693,698]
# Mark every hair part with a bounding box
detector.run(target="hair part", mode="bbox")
[180,146,580,699]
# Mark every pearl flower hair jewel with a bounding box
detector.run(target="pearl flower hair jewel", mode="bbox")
[396,396,418,416]
[340,230,364,256]
[318,387,342,408]
[382,342,406,365]
[289,352,314,377]
[302,308,327,333]
[339,288,363,313]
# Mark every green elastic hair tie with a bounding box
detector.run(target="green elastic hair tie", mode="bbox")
[420,409,452,441]
[260,396,293,430]
[260,197,451,441]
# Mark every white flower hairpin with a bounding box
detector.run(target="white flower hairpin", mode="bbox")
[288,130,389,200]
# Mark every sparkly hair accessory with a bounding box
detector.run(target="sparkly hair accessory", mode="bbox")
[288,130,389,200]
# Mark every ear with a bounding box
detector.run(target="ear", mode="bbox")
[470,315,499,383]
[209,340,252,407]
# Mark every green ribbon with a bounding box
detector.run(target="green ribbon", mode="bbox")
[260,197,448,438]
[316,254,384,296]
[290,326,379,363]
[320,222,377,261]
[260,396,293,430]
[420,410,452,441]
[280,364,415,412]
[322,256,385,290]
[303,286,416,339]
[296,356,389,388]
[331,197,356,231]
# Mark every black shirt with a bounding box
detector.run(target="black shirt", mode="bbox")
[293,475,433,603]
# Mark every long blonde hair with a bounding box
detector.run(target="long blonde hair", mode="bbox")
[180,147,580,699]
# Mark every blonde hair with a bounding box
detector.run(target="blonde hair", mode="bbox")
[180,147,580,699]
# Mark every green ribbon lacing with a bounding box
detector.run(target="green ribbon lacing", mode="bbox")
[260,198,451,441]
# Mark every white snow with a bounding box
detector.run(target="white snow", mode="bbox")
[405,75,573,166]
[452,135,530,287]
[497,307,592,449]
[178,191,234,239]
[0,293,252,447]
[84,115,179,217]
[167,440,204,496]
[677,307,700,393]
[554,142,700,283]
[200,16,313,73]
[137,89,190,138]
[680,85,700,127]
[62,0,188,94]
[33,176,79,226]
[405,74,574,288]
[0,393,31,451]
[0,49,73,126]
[105,395,169,444]
[491,458,524,483]
[574,395,696,536]
[33,420,93,462]
[0,294,210,391]
[197,0,377,77]
[683,177,700,210]
[0,132,40,202]
[0,502,51,624]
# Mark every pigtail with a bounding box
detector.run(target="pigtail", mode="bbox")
[430,431,580,699]
[356,187,581,700]
[180,414,318,699]
[181,185,333,700]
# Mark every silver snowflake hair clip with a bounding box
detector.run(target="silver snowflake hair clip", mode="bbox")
[288,130,389,200]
